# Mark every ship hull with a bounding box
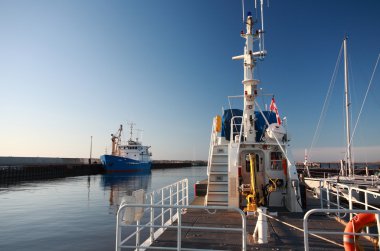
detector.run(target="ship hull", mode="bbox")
[100,155,151,173]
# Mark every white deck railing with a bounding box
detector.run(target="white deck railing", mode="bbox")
[207,121,216,176]
[115,179,247,251]
[318,180,380,217]
[116,179,188,251]
[310,179,380,248]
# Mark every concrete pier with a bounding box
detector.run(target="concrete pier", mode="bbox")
[0,157,207,182]
[0,164,103,182]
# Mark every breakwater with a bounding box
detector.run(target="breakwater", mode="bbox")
[152,160,206,169]
[0,157,104,182]
[0,157,207,182]
[0,164,103,182]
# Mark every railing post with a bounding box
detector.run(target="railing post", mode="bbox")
[136,219,140,249]
[319,180,323,209]
[186,179,189,206]
[336,183,341,218]
[170,185,173,224]
[181,180,185,206]
[303,211,310,251]
[161,190,165,226]
[177,205,182,251]
[150,193,154,243]
[348,188,353,220]
[326,182,330,212]
[376,213,380,250]
[116,208,122,251]
[242,212,247,251]
[177,182,180,218]
[176,182,179,205]
[365,190,369,234]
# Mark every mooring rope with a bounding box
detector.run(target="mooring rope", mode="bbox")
[263,212,344,248]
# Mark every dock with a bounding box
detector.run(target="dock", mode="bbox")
[296,162,380,178]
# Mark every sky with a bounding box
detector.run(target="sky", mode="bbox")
[0,1,379,162]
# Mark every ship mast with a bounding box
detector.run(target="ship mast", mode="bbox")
[232,0,266,143]
[343,37,352,176]
[128,122,135,141]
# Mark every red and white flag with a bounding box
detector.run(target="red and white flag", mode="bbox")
[270,97,281,125]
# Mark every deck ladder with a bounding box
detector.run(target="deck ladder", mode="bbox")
[205,144,229,206]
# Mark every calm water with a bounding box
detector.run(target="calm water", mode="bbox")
[0,166,207,251]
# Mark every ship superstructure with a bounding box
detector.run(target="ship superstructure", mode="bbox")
[205,8,302,212]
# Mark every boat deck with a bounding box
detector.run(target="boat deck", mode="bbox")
[147,190,376,250]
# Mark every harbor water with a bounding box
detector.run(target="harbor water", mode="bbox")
[0,165,207,251]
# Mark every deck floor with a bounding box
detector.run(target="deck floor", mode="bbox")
[146,191,376,250]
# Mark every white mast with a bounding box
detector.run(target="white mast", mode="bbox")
[232,8,266,143]
[343,36,352,176]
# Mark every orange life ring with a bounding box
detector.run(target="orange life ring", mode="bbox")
[343,213,377,251]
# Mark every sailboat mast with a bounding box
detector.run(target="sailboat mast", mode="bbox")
[343,37,352,176]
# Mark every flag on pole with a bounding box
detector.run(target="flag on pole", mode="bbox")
[270,97,281,125]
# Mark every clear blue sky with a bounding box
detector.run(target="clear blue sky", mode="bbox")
[1,1,379,162]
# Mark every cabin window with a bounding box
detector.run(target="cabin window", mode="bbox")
[270,152,283,170]
[245,154,260,172]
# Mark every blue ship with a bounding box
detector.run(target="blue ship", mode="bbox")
[100,124,152,173]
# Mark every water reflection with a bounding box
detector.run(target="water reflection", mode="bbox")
[0,167,206,251]
[101,173,152,210]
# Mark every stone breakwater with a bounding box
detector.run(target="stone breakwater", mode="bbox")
[0,157,207,182]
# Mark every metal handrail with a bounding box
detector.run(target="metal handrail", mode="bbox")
[116,179,189,251]
[116,178,247,251]
[117,204,247,251]
[319,180,380,216]
[304,208,380,251]
[207,121,216,176]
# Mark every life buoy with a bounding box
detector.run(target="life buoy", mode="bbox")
[343,213,377,251]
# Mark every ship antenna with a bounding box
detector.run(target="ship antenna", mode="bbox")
[241,0,246,32]
[128,122,135,141]
[241,0,245,24]
[258,0,266,59]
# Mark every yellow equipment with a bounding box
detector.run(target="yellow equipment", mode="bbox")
[244,154,258,212]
